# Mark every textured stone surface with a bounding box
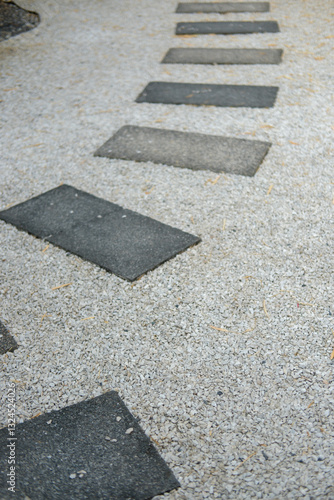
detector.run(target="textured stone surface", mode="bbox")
[176,2,270,13]
[95,125,271,176]
[176,21,280,35]
[162,48,283,65]
[0,391,180,499]
[0,0,39,41]
[136,82,278,108]
[0,185,200,281]
[2,1,334,498]
[0,320,18,355]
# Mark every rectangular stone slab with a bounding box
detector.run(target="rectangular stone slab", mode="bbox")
[162,48,283,65]
[176,2,270,13]
[95,126,271,177]
[135,82,278,108]
[0,185,200,281]
[176,21,279,35]
[0,391,180,499]
[0,320,18,355]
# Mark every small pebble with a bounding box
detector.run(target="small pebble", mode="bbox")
[125,427,134,434]
[116,417,121,422]
[69,473,76,479]
[105,436,111,441]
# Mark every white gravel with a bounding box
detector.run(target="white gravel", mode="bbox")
[1,0,334,498]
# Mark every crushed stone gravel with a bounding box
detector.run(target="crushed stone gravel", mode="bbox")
[0,0,333,498]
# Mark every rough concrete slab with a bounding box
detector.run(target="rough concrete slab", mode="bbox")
[95,125,271,176]
[0,488,28,500]
[0,391,180,499]
[162,48,283,65]
[176,2,270,13]
[136,82,278,108]
[0,0,39,41]
[176,21,280,35]
[0,185,200,281]
[0,320,18,355]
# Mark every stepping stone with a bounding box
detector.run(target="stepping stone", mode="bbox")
[176,2,270,13]
[0,185,200,282]
[0,391,180,499]
[0,0,39,42]
[95,125,271,177]
[136,82,278,108]
[0,320,18,355]
[176,21,279,35]
[162,48,283,65]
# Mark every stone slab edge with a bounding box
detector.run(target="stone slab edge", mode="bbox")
[95,125,271,177]
[176,2,270,13]
[162,48,283,65]
[175,21,280,35]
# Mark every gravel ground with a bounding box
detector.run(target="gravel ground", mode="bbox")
[1,0,333,498]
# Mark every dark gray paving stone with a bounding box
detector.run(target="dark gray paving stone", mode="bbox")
[135,82,278,108]
[0,488,28,499]
[162,48,283,65]
[176,21,279,35]
[0,391,180,499]
[95,125,271,177]
[0,320,18,355]
[0,185,200,281]
[176,2,270,13]
[0,1,39,42]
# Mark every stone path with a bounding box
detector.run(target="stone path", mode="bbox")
[175,2,270,13]
[0,184,200,281]
[2,0,280,496]
[135,81,278,107]
[175,20,279,35]
[162,47,283,65]
[95,125,271,176]
[0,391,179,499]
[1,0,333,498]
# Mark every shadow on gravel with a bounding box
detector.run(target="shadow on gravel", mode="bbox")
[0,0,39,41]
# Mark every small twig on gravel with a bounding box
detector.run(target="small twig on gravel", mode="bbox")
[233,451,258,472]
[40,313,50,326]
[210,325,229,333]
[263,300,270,318]
[51,282,72,290]
[210,318,257,335]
